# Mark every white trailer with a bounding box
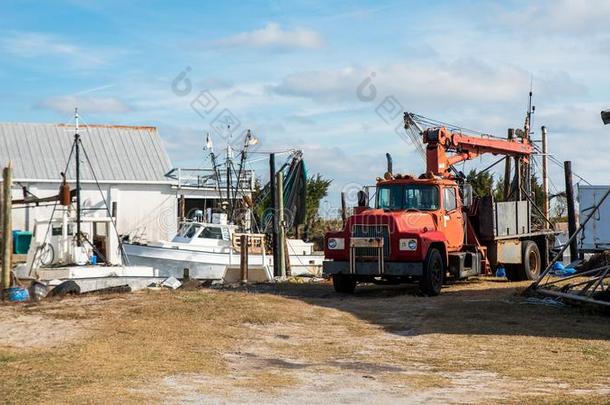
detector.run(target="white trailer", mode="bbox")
[578,185,610,252]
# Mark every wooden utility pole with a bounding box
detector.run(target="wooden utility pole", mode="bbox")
[276,171,286,277]
[541,126,549,226]
[269,153,280,277]
[2,163,13,293]
[239,234,248,283]
[564,161,578,262]
[503,129,514,201]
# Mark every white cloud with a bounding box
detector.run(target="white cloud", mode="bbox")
[0,31,110,66]
[38,95,132,114]
[270,60,587,110]
[499,0,610,34]
[212,22,324,50]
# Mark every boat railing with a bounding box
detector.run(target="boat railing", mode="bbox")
[232,233,266,255]
[165,168,255,191]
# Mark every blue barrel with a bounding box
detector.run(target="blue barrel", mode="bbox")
[7,287,30,302]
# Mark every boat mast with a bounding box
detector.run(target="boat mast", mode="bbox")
[226,142,232,219]
[74,108,82,247]
[206,133,224,203]
[233,129,255,202]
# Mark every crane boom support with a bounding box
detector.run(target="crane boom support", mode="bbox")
[422,127,532,177]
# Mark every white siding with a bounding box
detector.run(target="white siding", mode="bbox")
[10,182,177,242]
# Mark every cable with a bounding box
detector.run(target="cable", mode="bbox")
[78,117,131,265]
[27,139,76,276]
[532,143,591,185]
[410,113,493,138]
[79,136,130,265]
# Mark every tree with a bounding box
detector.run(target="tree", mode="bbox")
[530,174,545,212]
[551,193,567,221]
[466,170,544,208]
[303,174,332,240]
[466,169,495,198]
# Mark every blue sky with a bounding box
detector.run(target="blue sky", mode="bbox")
[1,0,610,214]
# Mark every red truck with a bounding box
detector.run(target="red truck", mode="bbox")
[323,113,554,295]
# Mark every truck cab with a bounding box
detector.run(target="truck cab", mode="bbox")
[324,112,555,296]
[324,175,481,296]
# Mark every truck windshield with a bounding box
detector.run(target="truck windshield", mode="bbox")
[376,184,439,211]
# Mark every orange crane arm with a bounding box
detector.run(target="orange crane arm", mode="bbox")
[422,127,533,177]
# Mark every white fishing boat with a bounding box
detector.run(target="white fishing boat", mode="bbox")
[123,212,324,282]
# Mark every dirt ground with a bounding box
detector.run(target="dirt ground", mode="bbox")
[1,279,609,404]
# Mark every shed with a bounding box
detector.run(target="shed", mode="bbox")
[0,123,177,242]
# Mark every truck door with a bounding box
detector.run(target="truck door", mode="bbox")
[442,186,464,251]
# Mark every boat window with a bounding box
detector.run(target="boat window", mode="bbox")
[198,226,224,240]
[177,224,192,237]
[184,225,201,238]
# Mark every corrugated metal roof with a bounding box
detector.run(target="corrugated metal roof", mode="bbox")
[0,123,172,182]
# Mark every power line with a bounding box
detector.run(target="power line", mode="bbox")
[532,144,592,186]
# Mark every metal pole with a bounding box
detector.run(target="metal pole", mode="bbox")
[503,129,514,200]
[179,194,185,221]
[564,161,578,262]
[541,126,549,226]
[75,134,82,247]
[269,153,280,277]
[277,171,286,278]
[2,163,13,293]
[514,158,522,201]
[341,192,347,227]
[226,147,231,219]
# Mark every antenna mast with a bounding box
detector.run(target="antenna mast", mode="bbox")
[74,107,82,247]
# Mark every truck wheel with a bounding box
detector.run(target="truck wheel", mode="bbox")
[420,248,444,296]
[522,241,541,280]
[332,274,356,294]
[505,241,541,281]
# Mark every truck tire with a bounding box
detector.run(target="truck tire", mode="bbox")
[420,248,444,296]
[522,241,541,280]
[505,241,541,281]
[332,274,356,294]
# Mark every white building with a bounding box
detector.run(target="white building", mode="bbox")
[0,123,254,243]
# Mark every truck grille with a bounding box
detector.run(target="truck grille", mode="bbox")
[352,225,390,257]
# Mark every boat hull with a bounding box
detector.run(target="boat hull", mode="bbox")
[124,243,322,280]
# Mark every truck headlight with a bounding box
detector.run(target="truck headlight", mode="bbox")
[399,238,417,251]
[327,237,345,250]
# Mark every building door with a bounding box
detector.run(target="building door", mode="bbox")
[441,186,464,251]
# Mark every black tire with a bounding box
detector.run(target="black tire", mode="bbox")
[332,274,356,294]
[420,248,444,296]
[47,280,81,297]
[505,241,541,281]
[522,241,541,280]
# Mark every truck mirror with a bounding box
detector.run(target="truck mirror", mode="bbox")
[462,183,473,207]
[357,190,369,207]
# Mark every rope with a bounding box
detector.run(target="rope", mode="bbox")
[79,135,130,265]
[27,140,76,276]
[532,143,591,185]
[78,117,130,265]
[409,113,493,138]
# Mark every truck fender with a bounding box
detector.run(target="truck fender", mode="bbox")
[421,232,448,266]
